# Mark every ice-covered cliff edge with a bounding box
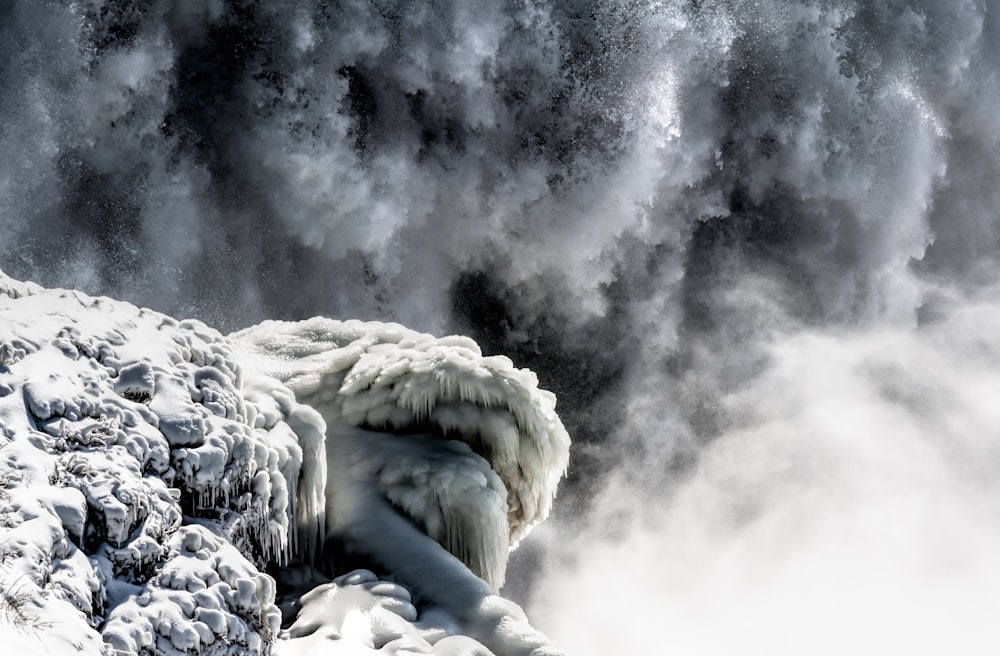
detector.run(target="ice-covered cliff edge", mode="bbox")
[0,272,567,656]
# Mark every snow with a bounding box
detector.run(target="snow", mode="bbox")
[276,569,520,655]
[0,271,567,656]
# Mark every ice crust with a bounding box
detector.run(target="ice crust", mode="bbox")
[0,273,566,656]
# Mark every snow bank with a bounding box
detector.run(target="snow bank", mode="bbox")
[0,272,323,654]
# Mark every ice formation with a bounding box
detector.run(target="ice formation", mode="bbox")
[0,272,567,656]
[232,318,571,590]
[234,318,570,654]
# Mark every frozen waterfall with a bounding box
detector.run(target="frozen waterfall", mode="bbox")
[5,0,1000,653]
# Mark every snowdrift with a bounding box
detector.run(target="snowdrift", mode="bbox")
[0,272,568,655]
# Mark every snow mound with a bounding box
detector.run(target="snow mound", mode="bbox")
[276,568,558,656]
[232,318,571,589]
[0,273,325,654]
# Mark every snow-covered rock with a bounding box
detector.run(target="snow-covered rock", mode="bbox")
[0,272,567,656]
[0,272,321,654]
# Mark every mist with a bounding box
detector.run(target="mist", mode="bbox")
[533,280,1000,652]
[3,1,1000,652]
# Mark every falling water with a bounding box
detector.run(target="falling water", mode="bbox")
[3,1,1000,652]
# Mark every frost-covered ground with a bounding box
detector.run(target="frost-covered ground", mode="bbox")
[0,271,567,655]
